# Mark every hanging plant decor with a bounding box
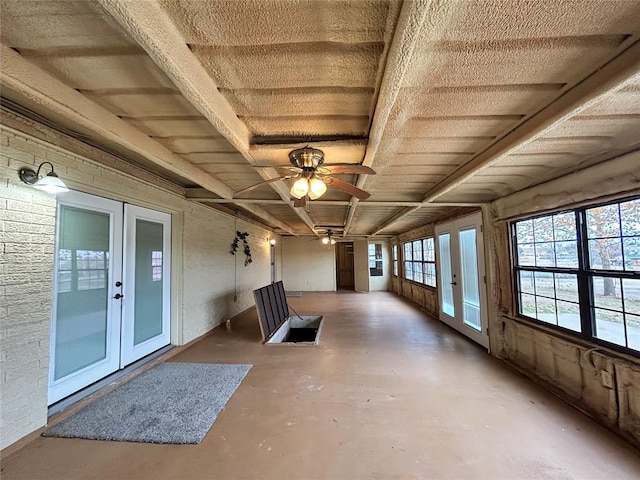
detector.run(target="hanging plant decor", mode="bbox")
[230,231,252,266]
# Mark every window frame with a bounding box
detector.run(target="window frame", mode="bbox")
[512,196,640,357]
[392,244,398,277]
[368,243,383,277]
[402,237,437,288]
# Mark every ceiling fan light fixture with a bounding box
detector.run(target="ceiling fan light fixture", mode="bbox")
[321,229,336,245]
[289,147,324,169]
[290,177,309,199]
[308,177,327,200]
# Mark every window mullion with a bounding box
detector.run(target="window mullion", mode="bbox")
[577,209,593,340]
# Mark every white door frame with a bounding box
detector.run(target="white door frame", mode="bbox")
[48,191,123,404]
[435,212,489,349]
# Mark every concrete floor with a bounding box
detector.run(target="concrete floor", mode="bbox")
[2,291,640,479]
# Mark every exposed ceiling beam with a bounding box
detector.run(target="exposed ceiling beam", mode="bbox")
[0,44,298,234]
[185,191,481,207]
[343,198,359,237]
[97,0,317,235]
[369,39,640,235]
[344,0,444,235]
[0,44,234,198]
[361,0,440,171]
[249,139,368,151]
[194,198,291,205]
[206,202,297,236]
[97,2,248,150]
[369,207,421,237]
[422,39,640,203]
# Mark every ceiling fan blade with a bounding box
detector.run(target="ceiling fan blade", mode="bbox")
[253,166,302,173]
[323,177,371,200]
[233,176,292,197]
[323,164,376,175]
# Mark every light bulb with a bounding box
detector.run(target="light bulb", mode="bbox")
[322,237,330,245]
[269,238,276,245]
[290,178,309,199]
[330,238,336,245]
[308,177,327,200]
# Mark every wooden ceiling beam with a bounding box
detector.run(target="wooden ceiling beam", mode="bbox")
[97,0,318,235]
[344,0,443,235]
[0,45,234,198]
[366,39,640,235]
[0,45,299,235]
[422,40,640,203]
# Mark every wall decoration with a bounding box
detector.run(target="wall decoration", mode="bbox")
[230,231,252,266]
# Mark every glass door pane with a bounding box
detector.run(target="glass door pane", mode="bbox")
[439,233,454,317]
[49,192,123,405]
[435,212,489,350]
[54,206,110,379]
[460,228,481,331]
[133,219,164,345]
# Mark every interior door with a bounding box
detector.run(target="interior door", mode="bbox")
[336,242,355,289]
[435,212,489,349]
[121,205,171,366]
[49,192,123,404]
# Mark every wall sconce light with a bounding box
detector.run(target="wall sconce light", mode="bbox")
[19,162,69,194]
[268,237,277,245]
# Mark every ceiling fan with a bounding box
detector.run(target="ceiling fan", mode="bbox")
[234,147,375,206]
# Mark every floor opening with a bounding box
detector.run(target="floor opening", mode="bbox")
[266,314,323,345]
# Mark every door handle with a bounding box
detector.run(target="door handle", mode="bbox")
[450,281,457,286]
[115,281,122,287]
[113,293,124,300]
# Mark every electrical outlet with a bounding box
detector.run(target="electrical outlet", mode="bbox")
[600,370,614,389]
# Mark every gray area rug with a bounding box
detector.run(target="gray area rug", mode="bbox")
[43,362,251,444]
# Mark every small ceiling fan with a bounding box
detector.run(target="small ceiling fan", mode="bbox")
[234,147,375,206]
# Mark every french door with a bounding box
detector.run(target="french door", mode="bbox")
[435,212,489,349]
[48,192,171,404]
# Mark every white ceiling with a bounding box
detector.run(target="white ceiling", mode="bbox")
[1,0,639,237]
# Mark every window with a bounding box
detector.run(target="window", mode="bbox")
[392,244,398,276]
[403,238,436,287]
[513,197,640,355]
[152,251,163,281]
[368,244,383,276]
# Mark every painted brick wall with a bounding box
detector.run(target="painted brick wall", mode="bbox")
[281,237,336,291]
[182,203,272,342]
[0,125,274,449]
[0,132,56,451]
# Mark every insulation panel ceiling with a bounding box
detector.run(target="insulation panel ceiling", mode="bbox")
[0,0,638,237]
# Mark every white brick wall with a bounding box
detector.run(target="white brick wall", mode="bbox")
[0,126,274,449]
[1,133,56,450]
[182,203,272,342]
